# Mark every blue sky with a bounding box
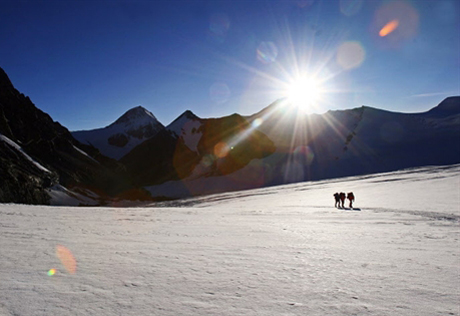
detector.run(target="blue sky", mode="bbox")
[1,0,458,130]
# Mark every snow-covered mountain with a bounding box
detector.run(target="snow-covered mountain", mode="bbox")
[121,112,276,187]
[69,90,459,200]
[245,97,460,180]
[166,110,203,153]
[115,110,205,187]
[72,106,164,160]
[145,97,460,199]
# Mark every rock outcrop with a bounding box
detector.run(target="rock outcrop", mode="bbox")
[0,67,134,204]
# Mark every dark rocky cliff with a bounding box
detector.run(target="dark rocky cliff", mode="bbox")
[0,67,135,204]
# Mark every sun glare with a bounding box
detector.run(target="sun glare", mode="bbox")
[286,77,322,113]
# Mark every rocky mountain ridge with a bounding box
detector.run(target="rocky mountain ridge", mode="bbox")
[0,67,138,204]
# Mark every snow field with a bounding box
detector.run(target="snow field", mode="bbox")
[0,165,458,315]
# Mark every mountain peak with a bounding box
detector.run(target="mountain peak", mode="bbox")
[73,105,165,160]
[425,96,460,117]
[179,110,200,120]
[167,110,200,129]
[0,67,14,90]
[112,106,157,126]
[166,110,201,140]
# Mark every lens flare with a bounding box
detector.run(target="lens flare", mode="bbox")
[47,268,56,276]
[293,145,315,166]
[56,245,77,274]
[252,118,263,128]
[372,1,419,47]
[201,154,215,167]
[257,42,278,64]
[336,41,366,70]
[214,141,230,158]
[379,20,399,37]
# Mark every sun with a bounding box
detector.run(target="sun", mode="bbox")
[286,76,323,113]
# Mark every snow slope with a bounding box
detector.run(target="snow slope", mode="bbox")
[166,110,202,153]
[0,164,458,316]
[247,98,460,183]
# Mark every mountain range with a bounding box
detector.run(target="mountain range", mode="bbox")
[144,97,460,198]
[0,66,459,204]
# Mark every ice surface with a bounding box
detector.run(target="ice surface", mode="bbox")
[0,164,458,315]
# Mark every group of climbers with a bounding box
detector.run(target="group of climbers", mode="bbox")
[333,192,355,209]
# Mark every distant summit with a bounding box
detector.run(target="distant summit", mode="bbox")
[166,110,201,141]
[72,105,164,160]
[424,96,460,118]
[111,106,157,126]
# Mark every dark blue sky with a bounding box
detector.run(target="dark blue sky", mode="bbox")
[1,0,459,130]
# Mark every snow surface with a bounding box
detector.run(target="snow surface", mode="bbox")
[72,125,152,160]
[0,164,459,316]
[146,158,270,198]
[0,133,51,174]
